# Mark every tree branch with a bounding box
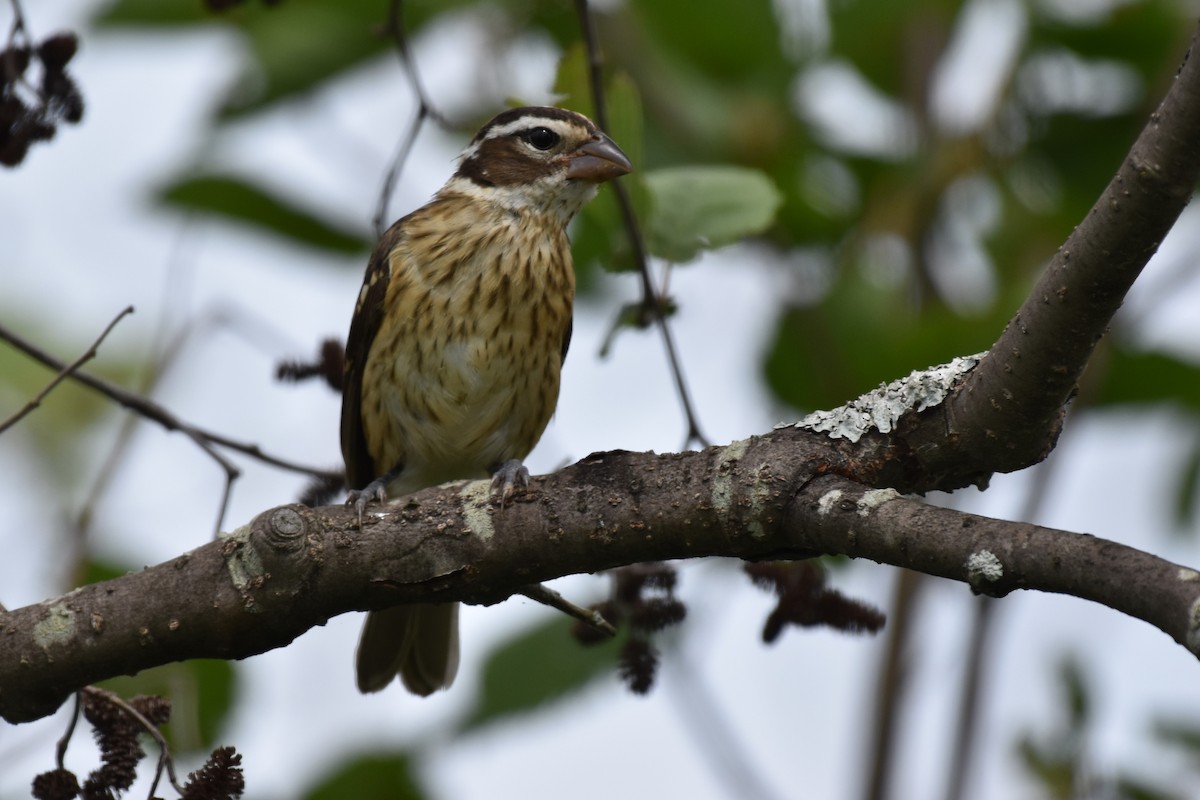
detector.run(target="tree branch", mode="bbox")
[4,434,1198,724]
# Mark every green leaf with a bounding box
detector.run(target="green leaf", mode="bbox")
[1173,436,1200,533]
[1092,345,1200,410]
[643,165,782,262]
[1058,655,1090,733]
[459,615,620,734]
[159,175,371,255]
[1156,718,1200,764]
[628,0,790,91]
[303,753,425,800]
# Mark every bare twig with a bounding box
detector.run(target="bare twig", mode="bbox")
[862,568,921,800]
[373,105,428,239]
[5,0,27,45]
[0,321,343,532]
[0,306,133,435]
[372,0,456,238]
[667,654,788,800]
[942,408,1069,800]
[518,583,617,636]
[54,692,80,769]
[573,0,709,449]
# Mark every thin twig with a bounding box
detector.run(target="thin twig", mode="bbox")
[54,692,81,769]
[372,0,456,238]
[518,583,617,636]
[0,322,343,519]
[862,567,921,800]
[573,0,709,449]
[373,105,428,239]
[666,651,788,800]
[383,0,444,123]
[941,416,1067,800]
[6,0,27,42]
[0,306,133,435]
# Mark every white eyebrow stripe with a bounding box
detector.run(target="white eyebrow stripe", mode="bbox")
[458,116,586,165]
[480,116,582,141]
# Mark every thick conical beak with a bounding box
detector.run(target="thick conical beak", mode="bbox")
[565,134,633,183]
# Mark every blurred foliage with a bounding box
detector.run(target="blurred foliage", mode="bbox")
[93,0,1200,432]
[0,327,140,490]
[460,614,622,734]
[1018,654,1191,800]
[42,0,1199,795]
[160,175,372,254]
[301,752,425,800]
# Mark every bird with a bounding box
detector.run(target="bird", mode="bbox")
[340,106,632,695]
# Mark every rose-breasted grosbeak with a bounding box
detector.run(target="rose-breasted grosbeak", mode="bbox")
[341,107,632,694]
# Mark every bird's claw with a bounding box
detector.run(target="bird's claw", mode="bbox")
[347,478,389,526]
[490,459,530,506]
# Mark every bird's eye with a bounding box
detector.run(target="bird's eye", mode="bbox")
[522,127,560,151]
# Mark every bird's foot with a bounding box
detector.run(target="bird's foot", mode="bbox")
[490,459,530,506]
[346,475,391,527]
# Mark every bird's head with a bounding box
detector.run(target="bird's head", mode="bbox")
[446,106,632,223]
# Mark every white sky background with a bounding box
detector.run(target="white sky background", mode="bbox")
[3,1,1200,798]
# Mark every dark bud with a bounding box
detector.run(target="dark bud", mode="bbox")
[27,119,57,142]
[42,71,84,124]
[0,102,33,166]
[618,637,658,695]
[1,46,32,83]
[630,597,687,633]
[746,562,885,643]
[1,136,31,166]
[60,81,84,124]
[82,692,143,795]
[277,337,345,393]
[38,33,79,71]
[131,694,172,725]
[0,94,28,127]
[180,746,245,800]
[31,769,80,800]
[614,562,676,603]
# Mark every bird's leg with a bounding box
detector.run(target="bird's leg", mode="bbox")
[346,462,403,525]
[490,458,530,506]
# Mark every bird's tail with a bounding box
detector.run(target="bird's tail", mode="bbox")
[356,603,460,695]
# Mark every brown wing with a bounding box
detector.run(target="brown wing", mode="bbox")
[340,221,407,491]
[560,315,572,365]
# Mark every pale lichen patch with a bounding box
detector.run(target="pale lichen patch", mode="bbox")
[857,488,900,516]
[460,481,496,541]
[1188,597,1200,656]
[747,464,774,539]
[711,439,749,526]
[219,524,261,594]
[33,604,76,649]
[966,550,1004,587]
[779,353,984,442]
[817,489,844,515]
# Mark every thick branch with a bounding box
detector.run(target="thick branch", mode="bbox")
[3,433,1198,724]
